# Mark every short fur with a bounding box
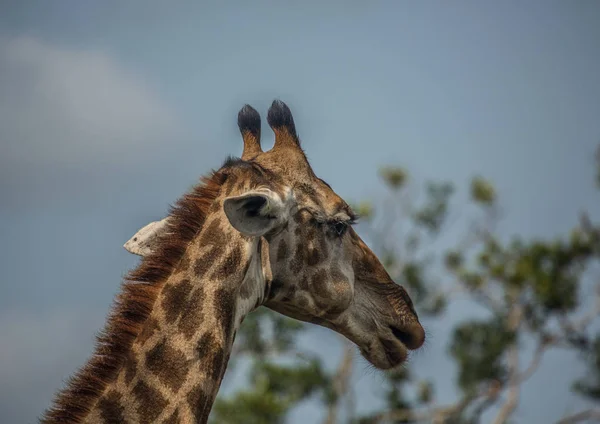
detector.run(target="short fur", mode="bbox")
[237,104,261,138]
[267,99,298,140]
[40,170,227,424]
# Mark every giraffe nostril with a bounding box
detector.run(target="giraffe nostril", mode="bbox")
[390,323,425,350]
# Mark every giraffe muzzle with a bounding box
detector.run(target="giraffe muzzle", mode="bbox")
[389,322,426,350]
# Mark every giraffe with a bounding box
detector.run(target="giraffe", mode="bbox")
[42,100,425,424]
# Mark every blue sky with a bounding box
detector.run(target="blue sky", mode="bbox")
[1,1,599,422]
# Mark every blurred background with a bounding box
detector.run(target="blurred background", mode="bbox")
[1,1,600,423]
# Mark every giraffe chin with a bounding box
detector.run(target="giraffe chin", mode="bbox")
[380,337,409,368]
[360,336,409,370]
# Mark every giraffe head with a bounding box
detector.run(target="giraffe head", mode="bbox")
[127,100,425,369]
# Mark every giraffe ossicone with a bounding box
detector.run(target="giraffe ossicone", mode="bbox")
[43,100,425,424]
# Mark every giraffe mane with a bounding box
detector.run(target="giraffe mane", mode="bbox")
[40,169,228,424]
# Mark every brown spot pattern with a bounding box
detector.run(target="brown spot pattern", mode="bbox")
[299,275,309,290]
[297,296,309,308]
[209,217,233,246]
[281,286,297,302]
[306,245,321,266]
[211,244,243,280]
[317,234,329,261]
[123,351,138,387]
[200,219,223,246]
[133,380,168,423]
[187,384,210,420]
[193,257,212,278]
[161,280,193,324]
[196,333,222,363]
[176,254,191,273]
[194,221,227,277]
[311,269,327,288]
[330,266,349,289]
[324,300,347,317]
[178,287,206,339]
[293,210,309,224]
[269,279,284,298]
[210,346,226,381]
[196,332,227,381]
[276,239,288,261]
[353,254,376,278]
[196,332,217,361]
[145,339,190,392]
[223,173,238,196]
[213,288,235,338]
[291,243,306,273]
[97,390,125,423]
[164,408,179,424]
[138,318,160,346]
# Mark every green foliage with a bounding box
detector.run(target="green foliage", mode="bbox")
[416,380,434,404]
[355,201,374,221]
[413,182,454,233]
[211,389,288,424]
[470,176,496,205]
[234,308,306,356]
[384,367,412,409]
[445,251,463,271]
[402,262,427,301]
[211,308,332,424]
[450,318,516,391]
[380,167,409,190]
[248,359,329,402]
[574,334,600,400]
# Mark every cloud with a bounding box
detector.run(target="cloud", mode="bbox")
[0,36,180,173]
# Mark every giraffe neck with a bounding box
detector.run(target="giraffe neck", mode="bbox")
[85,215,268,424]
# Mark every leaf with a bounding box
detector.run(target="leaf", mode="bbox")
[379,167,409,190]
[470,176,496,205]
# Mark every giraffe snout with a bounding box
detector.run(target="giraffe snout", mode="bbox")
[389,321,425,350]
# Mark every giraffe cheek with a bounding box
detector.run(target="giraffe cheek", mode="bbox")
[314,275,352,318]
[330,279,353,311]
[306,246,321,266]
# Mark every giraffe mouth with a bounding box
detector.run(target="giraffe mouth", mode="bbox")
[380,336,408,367]
[363,324,425,369]
[389,325,424,350]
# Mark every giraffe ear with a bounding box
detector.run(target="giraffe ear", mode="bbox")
[223,189,286,237]
[123,217,170,256]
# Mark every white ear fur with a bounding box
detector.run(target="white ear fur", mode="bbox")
[123,217,170,256]
[223,189,286,237]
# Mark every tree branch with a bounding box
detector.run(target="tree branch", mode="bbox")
[515,340,549,384]
[322,340,354,424]
[372,385,494,424]
[562,282,600,334]
[471,288,504,314]
[555,409,600,424]
[492,301,523,424]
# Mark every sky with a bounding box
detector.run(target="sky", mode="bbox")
[0,1,599,423]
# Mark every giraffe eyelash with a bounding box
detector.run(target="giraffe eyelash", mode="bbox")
[326,217,357,237]
[303,207,357,228]
[329,214,357,226]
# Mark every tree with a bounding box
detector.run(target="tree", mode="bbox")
[210,148,600,424]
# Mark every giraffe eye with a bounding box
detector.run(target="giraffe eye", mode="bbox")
[332,222,348,237]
